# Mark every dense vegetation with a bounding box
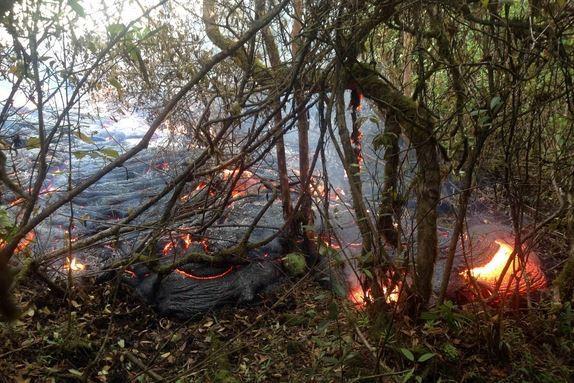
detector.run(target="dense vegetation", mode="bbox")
[0,0,573,381]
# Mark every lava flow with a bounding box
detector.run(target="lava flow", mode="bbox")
[461,239,547,295]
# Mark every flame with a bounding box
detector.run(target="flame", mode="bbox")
[40,184,58,196]
[221,168,259,198]
[348,281,400,308]
[65,257,85,271]
[162,240,176,256]
[162,233,210,256]
[9,197,25,207]
[349,286,371,308]
[124,269,137,278]
[195,180,207,191]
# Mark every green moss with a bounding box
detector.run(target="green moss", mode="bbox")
[283,252,307,276]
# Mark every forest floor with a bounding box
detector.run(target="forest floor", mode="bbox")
[1,267,574,382]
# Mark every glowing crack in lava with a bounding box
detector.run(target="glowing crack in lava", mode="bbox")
[175,266,234,281]
[462,239,547,295]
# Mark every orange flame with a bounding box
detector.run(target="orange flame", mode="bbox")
[65,257,85,271]
[349,286,371,308]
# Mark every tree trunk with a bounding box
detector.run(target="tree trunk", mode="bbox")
[377,112,401,247]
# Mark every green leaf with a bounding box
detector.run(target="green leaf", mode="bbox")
[402,369,414,383]
[363,269,373,279]
[26,136,40,149]
[68,0,85,17]
[109,77,123,97]
[481,0,489,9]
[417,352,435,363]
[490,95,502,111]
[332,281,347,298]
[74,131,95,144]
[73,151,88,159]
[0,207,12,229]
[327,302,338,320]
[400,348,415,362]
[107,23,125,38]
[68,369,83,377]
[99,148,119,159]
[372,132,398,151]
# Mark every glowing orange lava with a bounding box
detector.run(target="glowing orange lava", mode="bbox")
[465,240,513,285]
[0,231,35,253]
[161,232,232,281]
[461,239,547,295]
[221,168,259,198]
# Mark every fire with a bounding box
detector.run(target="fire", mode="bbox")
[195,180,208,191]
[65,257,85,271]
[162,232,210,256]
[348,282,400,308]
[155,161,170,171]
[349,286,371,308]
[382,283,400,304]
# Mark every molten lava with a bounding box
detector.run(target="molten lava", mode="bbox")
[221,168,259,198]
[462,239,547,295]
[0,231,35,253]
[160,232,233,281]
[466,240,512,285]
